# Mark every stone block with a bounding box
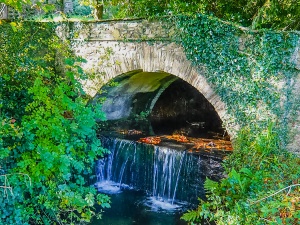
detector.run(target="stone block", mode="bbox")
[64,0,73,14]
[0,3,8,19]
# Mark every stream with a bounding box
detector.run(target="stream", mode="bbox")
[90,136,225,225]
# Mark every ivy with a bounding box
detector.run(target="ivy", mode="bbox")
[173,14,299,137]
[171,14,300,224]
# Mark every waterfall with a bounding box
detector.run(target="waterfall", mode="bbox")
[95,137,223,205]
[152,146,186,203]
[172,150,185,204]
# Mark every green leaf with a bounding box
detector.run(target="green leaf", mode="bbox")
[65,58,76,66]
[10,22,18,32]
[239,168,252,177]
[204,178,219,192]
[229,168,240,182]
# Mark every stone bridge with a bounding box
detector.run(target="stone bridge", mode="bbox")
[56,19,300,154]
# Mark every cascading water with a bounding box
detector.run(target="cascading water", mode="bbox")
[152,146,186,203]
[95,137,224,208]
[92,136,224,225]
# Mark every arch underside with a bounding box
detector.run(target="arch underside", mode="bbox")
[74,41,236,137]
[92,70,225,137]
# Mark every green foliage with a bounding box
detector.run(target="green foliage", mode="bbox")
[173,14,299,139]
[4,0,299,30]
[109,0,300,30]
[4,0,300,30]
[134,110,150,122]
[1,0,56,14]
[172,13,300,225]
[0,0,31,11]
[182,125,300,224]
[73,0,92,16]
[0,22,110,224]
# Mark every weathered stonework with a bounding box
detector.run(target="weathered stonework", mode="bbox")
[287,70,300,156]
[64,0,74,14]
[0,4,8,19]
[286,39,300,155]
[56,20,300,155]
[65,19,174,41]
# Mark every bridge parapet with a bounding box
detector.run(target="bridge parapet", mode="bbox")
[57,19,174,41]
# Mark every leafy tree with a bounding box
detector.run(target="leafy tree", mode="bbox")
[0,0,56,13]
[0,22,110,224]
[109,0,300,30]
[73,0,92,16]
[2,0,299,30]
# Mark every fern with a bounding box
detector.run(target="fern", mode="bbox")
[204,178,219,193]
[181,210,201,222]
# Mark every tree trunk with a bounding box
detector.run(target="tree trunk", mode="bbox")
[94,4,103,20]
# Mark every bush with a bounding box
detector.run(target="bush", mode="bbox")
[0,21,109,225]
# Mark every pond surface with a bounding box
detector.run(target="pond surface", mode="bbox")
[90,185,188,225]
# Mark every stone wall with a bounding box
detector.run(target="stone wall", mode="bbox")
[287,41,300,155]
[56,20,223,106]
[56,20,232,132]
[0,4,8,19]
[60,19,174,41]
[56,19,300,155]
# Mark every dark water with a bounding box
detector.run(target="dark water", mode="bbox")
[90,188,188,225]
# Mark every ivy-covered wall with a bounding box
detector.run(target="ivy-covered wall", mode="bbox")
[173,15,300,155]
[56,17,300,155]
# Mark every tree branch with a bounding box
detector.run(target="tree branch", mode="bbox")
[0,173,32,186]
[250,184,300,205]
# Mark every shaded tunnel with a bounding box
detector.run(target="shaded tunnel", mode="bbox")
[92,70,228,139]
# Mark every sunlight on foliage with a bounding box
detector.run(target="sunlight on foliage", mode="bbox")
[171,14,300,225]
[0,22,110,224]
[182,124,300,225]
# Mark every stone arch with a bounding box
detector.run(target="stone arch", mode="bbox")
[74,41,235,136]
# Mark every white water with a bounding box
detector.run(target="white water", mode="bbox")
[94,180,122,194]
[142,196,188,213]
[95,137,207,211]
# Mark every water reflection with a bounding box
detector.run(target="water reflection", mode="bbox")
[91,188,188,225]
